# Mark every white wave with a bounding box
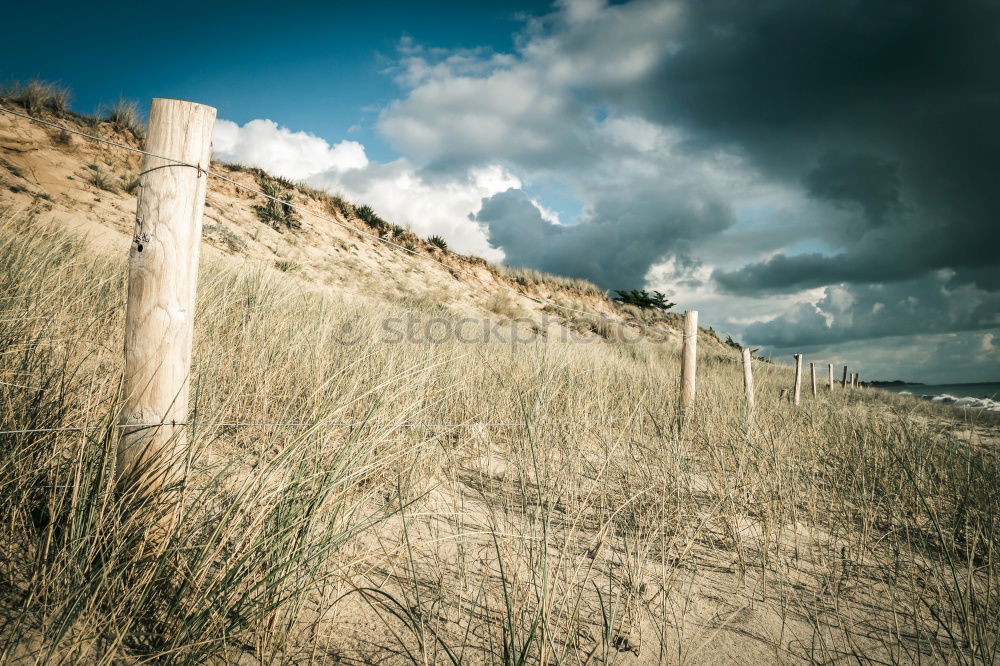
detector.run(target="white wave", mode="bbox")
[924,393,1000,412]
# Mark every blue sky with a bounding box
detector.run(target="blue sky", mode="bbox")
[5,1,543,162]
[3,0,998,383]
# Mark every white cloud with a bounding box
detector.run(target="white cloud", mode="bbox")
[309,161,517,259]
[213,119,368,181]
[210,116,516,259]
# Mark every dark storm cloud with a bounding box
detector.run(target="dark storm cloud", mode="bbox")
[636,0,1000,294]
[713,248,931,295]
[380,0,1000,368]
[802,153,901,228]
[744,276,1000,349]
[742,274,1000,349]
[474,187,729,289]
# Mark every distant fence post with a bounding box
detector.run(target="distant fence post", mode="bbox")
[793,354,803,405]
[680,310,698,414]
[742,347,755,410]
[842,365,849,389]
[810,362,817,397]
[118,99,216,505]
[828,363,834,391]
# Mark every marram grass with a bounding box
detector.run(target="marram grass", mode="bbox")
[0,212,997,664]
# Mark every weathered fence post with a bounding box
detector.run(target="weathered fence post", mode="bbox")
[810,362,817,397]
[828,363,834,391]
[118,99,216,503]
[742,347,755,410]
[793,354,803,405]
[680,310,698,414]
[842,365,849,389]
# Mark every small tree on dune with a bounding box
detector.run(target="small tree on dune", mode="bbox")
[612,289,675,312]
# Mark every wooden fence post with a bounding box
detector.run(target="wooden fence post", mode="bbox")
[793,354,802,405]
[118,99,216,502]
[742,347,754,410]
[810,362,817,397]
[842,365,849,389]
[828,363,834,391]
[680,310,698,413]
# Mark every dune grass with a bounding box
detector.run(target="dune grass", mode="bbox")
[1,80,70,117]
[0,211,997,663]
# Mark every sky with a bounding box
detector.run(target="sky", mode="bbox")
[4,0,999,384]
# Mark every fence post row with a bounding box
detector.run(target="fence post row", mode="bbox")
[793,354,803,405]
[680,310,698,414]
[742,347,755,410]
[117,99,216,502]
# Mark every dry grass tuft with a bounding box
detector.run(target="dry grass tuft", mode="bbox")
[494,264,605,298]
[485,292,524,320]
[104,98,144,138]
[1,80,71,116]
[86,165,117,193]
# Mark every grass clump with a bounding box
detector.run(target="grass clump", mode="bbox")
[326,193,354,218]
[1,80,70,116]
[253,178,300,230]
[203,223,246,253]
[87,166,117,193]
[485,292,523,320]
[122,174,140,194]
[275,258,299,273]
[51,129,72,146]
[104,98,144,138]
[428,234,448,251]
[355,204,385,230]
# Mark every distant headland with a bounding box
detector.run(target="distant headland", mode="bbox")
[867,379,925,387]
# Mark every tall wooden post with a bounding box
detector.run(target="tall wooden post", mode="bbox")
[810,362,817,397]
[842,365,849,389]
[118,99,216,500]
[742,347,755,410]
[828,363,834,391]
[680,310,698,413]
[793,354,803,405]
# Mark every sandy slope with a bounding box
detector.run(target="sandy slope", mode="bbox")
[0,108,703,349]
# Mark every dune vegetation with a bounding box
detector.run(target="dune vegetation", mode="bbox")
[0,209,998,665]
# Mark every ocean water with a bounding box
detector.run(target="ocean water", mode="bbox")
[879,382,1000,412]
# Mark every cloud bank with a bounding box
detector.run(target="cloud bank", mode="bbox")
[211,0,1000,382]
[212,118,514,259]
